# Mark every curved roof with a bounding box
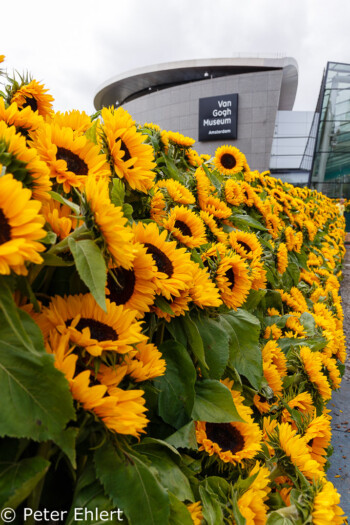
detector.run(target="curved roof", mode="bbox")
[94,57,298,111]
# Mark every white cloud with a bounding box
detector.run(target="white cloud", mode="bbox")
[2,0,350,114]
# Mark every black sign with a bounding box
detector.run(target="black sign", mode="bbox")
[198,94,238,141]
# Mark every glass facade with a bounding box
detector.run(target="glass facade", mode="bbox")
[310,62,350,198]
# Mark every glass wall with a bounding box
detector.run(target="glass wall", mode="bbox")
[310,62,350,198]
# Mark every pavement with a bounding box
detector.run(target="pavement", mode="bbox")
[327,249,350,518]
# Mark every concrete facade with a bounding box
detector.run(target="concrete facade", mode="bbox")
[122,70,283,171]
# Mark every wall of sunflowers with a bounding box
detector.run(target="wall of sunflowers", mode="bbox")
[0,55,347,524]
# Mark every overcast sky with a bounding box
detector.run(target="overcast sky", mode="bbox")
[2,0,350,116]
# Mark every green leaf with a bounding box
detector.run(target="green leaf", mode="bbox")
[286,261,300,287]
[181,314,207,373]
[111,178,125,207]
[192,380,243,423]
[154,341,196,429]
[168,492,193,525]
[85,119,99,145]
[299,312,316,336]
[41,253,75,267]
[165,422,198,450]
[154,295,174,315]
[67,463,119,525]
[41,231,57,245]
[199,485,223,525]
[135,442,194,502]
[0,457,50,509]
[243,289,266,311]
[221,310,262,389]
[0,278,38,355]
[267,512,295,525]
[49,191,80,214]
[0,308,76,445]
[122,203,133,221]
[231,214,267,231]
[94,441,170,525]
[68,238,107,311]
[166,317,187,348]
[192,315,229,379]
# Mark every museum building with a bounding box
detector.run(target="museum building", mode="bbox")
[94,58,350,197]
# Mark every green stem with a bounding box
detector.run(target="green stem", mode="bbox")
[155,321,165,347]
[46,223,90,256]
[26,442,53,525]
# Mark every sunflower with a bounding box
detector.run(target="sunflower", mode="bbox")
[49,109,92,135]
[186,502,203,525]
[224,179,244,206]
[249,256,267,290]
[0,173,46,275]
[194,167,216,208]
[299,347,332,401]
[106,242,157,318]
[45,331,148,438]
[311,481,345,524]
[39,293,147,356]
[153,288,191,322]
[262,340,287,376]
[304,415,331,467]
[0,97,44,138]
[200,195,232,219]
[99,385,149,437]
[321,354,341,390]
[273,422,324,481]
[41,198,79,239]
[253,394,271,414]
[199,210,228,244]
[163,206,207,248]
[133,221,193,300]
[84,176,135,269]
[195,419,262,466]
[213,145,245,175]
[10,79,54,118]
[277,243,288,274]
[100,107,156,193]
[228,231,263,260]
[196,380,262,465]
[124,340,166,382]
[166,130,195,148]
[281,392,315,424]
[237,462,271,525]
[156,179,195,205]
[0,121,51,201]
[215,254,252,309]
[32,122,110,193]
[150,189,167,225]
[189,261,222,309]
[185,148,202,167]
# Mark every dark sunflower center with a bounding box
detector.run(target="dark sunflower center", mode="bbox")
[237,240,252,253]
[205,423,245,453]
[0,208,11,245]
[56,147,89,175]
[22,96,38,112]
[68,317,118,341]
[225,267,236,288]
[221,153,236,170]
[16,126,30,139]
[107,268,136,305]
[144,242,174,278]
[118,139,132,164]
[174,219,192,237]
